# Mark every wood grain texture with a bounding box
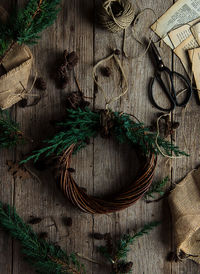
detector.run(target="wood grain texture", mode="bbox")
[0,0,200,273]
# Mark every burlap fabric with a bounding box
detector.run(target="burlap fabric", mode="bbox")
[0,7,33,110]
[169,167,200,263]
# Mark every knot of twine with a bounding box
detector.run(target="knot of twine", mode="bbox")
[99,109,115,138]
[99,0,135,33]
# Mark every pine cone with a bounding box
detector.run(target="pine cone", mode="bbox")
[66,51,79,70]
[93,233,105,240]
[67,168,76,173]
[116,262,133,273]
[57,64,67,79]
[113,49,121,55]
[35,77,47,91]
[38,232,48,239]
[66,91,90,109]
[63,49,68,59]
[104,233,113,254]
[18,98,28,108]
[60,74,69,89]
[66,51,78,63]
[62,217,73,227]
[101,66,111,77]
[28,217,42,225]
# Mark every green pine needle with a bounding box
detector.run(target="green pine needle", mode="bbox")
[98,222,160,274]
[0,110,25,149]
[21,108,100,164]
[144,176,169,199]
[0,0,61,56]
[0,202,86,274]
[21,108,188,164]
[116,221,160,261]
[113,112,188,157]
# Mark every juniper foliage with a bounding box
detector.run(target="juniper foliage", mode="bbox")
[144,176,169,199]
[21,108,188,164]
[0,202,86,274]
[0,0,61,56]
[113,112,188,157]
[98,222,160,274]
[21,108,100,163]
[0,110,24,149]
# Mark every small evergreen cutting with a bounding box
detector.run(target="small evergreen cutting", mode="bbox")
[0,202,86,274]
[96,222,160,274]
[0,110,24,149]
[0,0,61,57]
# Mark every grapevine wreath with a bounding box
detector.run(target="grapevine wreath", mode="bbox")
[22,105,187,214]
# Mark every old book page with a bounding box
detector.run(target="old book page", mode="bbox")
[168,25,192,48]
[191,21,200,44]
[151,0,200,48]
[188,47,200,99]
[168,18,200,48]
[174,34,199,74]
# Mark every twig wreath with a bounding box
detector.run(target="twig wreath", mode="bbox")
[22,107,187,214]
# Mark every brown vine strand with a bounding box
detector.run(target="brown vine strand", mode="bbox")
[27,0,43,29]
[59,144,157,214]
[48,256,81,274]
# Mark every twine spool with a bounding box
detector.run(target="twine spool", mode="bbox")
[99,0,135,33]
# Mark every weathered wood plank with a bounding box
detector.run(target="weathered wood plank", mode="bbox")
[92,0,173,273]
[12,0,94,273]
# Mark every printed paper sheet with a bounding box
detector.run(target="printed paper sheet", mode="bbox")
[151,0,200,49]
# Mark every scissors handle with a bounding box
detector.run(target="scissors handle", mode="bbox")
[169,70,192,107]
[149,72,176,112]
[149,67,192,112]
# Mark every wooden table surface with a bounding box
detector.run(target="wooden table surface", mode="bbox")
[1,0,200,273]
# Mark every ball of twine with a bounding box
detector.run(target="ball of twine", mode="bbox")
[99,0,135,33]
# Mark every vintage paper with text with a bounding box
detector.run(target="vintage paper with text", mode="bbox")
[168,18,200,48]
[151,0,200,49]
[188,47,200,99]
[191,21,200,44]
[174,34,199,74]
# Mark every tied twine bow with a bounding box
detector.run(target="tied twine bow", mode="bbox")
[99,0,135,33]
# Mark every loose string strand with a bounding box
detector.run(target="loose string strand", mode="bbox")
[93,53,128,109]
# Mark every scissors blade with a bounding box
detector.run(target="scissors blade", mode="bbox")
[150,41,164,69]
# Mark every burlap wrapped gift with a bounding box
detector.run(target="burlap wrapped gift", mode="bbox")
[0,7,33,109]
[169,167,200,263]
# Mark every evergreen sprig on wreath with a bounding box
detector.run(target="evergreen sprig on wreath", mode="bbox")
[21,107,188,164]
[0,110,25,149]
[0,0,62,57]
[0,202,86,274]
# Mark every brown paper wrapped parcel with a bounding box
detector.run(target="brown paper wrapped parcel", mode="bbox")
[0,7,33,109]
[169,167,200,263]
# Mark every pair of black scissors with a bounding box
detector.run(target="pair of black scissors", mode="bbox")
[148,42,192,112]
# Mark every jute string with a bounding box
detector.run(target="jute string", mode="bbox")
[155,85,192,160]
[99,0,135,33]
[93,52,128,109]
